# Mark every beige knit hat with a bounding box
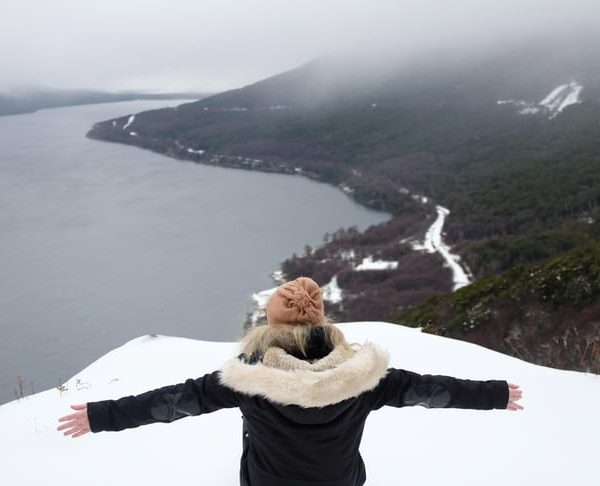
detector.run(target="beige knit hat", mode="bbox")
[266,277,325,326]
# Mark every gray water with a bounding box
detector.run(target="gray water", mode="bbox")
[0,100,389,404]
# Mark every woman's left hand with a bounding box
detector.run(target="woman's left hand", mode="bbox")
[57,403,91,438]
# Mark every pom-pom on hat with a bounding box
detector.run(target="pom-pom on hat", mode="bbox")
[266,277,325,326]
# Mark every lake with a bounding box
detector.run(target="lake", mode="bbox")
[0,100,389,404]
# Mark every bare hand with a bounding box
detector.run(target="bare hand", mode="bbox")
[506,383,523,411]
[57,403,91,438]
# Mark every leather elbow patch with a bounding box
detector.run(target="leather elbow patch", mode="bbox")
[404,383,451,408]
[150,391,201,422]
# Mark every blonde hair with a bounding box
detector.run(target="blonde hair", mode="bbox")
[239,323,350,358]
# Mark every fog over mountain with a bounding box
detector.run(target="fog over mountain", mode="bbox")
[1,0,599,93]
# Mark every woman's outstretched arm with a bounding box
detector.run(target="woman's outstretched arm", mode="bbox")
[57,370,240,437]
[369,368,523,411]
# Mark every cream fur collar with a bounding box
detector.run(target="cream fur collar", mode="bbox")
[219,343,390,408]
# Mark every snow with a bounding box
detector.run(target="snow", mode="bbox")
[539,82,583,119]
[1,322,599,486]
[252,287,276,308]
[394,185,471,289]
[411,193,429,204]
[497,81,583,119]
[553,82,583,117]
[270,270,285,284]
[355,255,398,271]
[122,115,135,130]
[249,287,277,325]
[339,249,356,261]
[518,105,540,115]
[539,84,569,111]
[339,183,354,195]
[541,82,583,119]
[412,205,472,290]
[186,148,205,155]
[129,131,138,137]
[322,275,343,303]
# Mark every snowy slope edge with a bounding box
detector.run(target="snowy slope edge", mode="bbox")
[1,322,599,486]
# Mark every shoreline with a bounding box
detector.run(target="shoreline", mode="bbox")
[87,118,473,325]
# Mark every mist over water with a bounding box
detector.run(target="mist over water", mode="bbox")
[0,100,389,404]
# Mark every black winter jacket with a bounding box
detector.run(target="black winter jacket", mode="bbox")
[87,341,509,486]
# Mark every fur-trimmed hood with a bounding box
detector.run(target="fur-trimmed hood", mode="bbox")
[219,342,390,408]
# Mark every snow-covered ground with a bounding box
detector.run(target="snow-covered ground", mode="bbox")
[1,322,598,485]
[321,275,343,303]
[249,287,277,325]
[186,147,205,155]
[396,186,472,290]
[539,82,583,118]
[122,114,135,130]
[497,81,583,119]
[339,183,354,195]
[355,255,398,271]
[411,205,472,290]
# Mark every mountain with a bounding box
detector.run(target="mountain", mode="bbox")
[1,322,598,485]
[0,87,210,116]
[86,33,600,372]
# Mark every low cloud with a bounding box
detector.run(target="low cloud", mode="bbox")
[0,0,598,93]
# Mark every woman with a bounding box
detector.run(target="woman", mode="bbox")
[58,277,523,486]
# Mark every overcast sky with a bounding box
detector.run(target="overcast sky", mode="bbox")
[1,0,598,94]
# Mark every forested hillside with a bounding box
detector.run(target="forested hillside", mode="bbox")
[395,242,600,373]
[86,33,600,371]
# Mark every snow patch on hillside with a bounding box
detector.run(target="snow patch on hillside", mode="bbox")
[249,287,277,325]
[540,82,583,118]
[356,256,398,271]
[186,147,205,155]
[410,205,472,290]
[322,275,343,303]
[497,81,583,119]
[339,183,354,195]
[339,249,356,261]
[122,115,135,130]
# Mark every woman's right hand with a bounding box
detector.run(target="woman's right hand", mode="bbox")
[506,383,524,411]
[57,403,91,438]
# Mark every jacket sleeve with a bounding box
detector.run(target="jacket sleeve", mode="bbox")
[369,368,509,411]
[86,370,240,432]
